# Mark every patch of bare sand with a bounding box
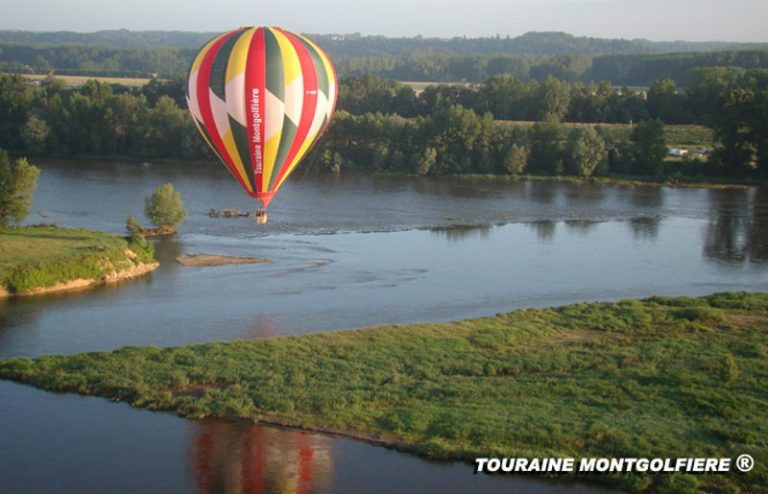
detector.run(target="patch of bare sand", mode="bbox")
[176,254,272,267]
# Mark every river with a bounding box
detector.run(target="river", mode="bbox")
[1,159,767,493]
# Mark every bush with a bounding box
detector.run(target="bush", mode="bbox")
[126,215,143,235]
[671,306,727,323]
[143,183,187,230]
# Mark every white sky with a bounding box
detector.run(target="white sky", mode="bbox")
[0,0,765,42]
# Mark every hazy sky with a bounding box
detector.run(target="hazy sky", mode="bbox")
[0,0,765,42]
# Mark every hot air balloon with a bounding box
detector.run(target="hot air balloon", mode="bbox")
[186,27,337,223]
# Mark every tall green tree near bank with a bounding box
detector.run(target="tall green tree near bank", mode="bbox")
[0,149,40,227]
[565,126,607,177]
[425,104,495,174]
[630,119,667,176]
[536,76,571,122]
[686,67,768,176]
[647,79,692,124]
[528,120,563,174]
[503,143,529,176]
[144,183,187,232]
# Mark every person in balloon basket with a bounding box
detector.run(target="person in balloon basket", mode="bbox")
[256,209,268,224]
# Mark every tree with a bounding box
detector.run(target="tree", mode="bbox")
[0,149,40,227]
[21,115,50,153]
[415,146,437,175]
[535,76,571,122]
[565,126,607,177]
[0,74,34,150]
[144,183,187,231]
[480,75,528,120]
[647,79,690,124]
[528,120,563,175]
[702,69,768,176]
[503,144,529,176]
[630,119,667,176]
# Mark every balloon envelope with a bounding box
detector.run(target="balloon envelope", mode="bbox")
[187,27,337,207]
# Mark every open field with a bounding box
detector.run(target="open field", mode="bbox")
[398,80,477,93]
[0,225,155,294]
[20,73,155,87]
[2,292,766,493]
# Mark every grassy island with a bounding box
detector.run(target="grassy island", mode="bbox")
[0,225,157,296]
[1,292,767,493]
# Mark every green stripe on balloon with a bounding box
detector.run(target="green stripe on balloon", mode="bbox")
[269,117,298,191]
[264,28,285,103]
[229,115,257,191]
[209,30,244,101]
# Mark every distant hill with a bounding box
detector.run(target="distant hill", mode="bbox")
[0,30,766,85]
[0,29,766,56]
[0,29,216,49]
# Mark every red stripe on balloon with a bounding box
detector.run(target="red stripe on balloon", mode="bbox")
[195,30,251,193]
[272,28,319,188]
[244,27,267,196]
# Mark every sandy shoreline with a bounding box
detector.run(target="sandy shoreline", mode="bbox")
[176,254,272,267]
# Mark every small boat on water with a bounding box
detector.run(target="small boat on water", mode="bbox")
[208,208,254,218]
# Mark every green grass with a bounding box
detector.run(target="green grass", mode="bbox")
[0,225,155,293]
[1,292,766,492]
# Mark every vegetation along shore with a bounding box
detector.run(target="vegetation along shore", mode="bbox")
[0,225,157,297]
[1,292,765,493]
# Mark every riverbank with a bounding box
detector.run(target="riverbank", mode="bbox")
[411,171,761,189]
[1,292,765,492]
[29,156,765,190]
[0,225,158,297]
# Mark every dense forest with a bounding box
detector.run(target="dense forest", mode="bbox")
[1,30,767,85]
[1,66,765,180]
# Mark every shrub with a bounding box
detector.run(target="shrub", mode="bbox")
[126,215,143,235]
[671,307,727,323]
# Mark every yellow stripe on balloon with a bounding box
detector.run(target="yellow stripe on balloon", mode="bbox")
[226,27,257,83]
[263,132,282,188]
[222,129,252,193]
[272,29,302,84]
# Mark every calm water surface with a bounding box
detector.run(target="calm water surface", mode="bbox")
[2,159,767,493]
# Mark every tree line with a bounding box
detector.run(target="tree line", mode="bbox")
[328,68,767,178]
[313,109,671,179]
[0,74,207,159]
[338,69,760,128]
[0,66,765,180]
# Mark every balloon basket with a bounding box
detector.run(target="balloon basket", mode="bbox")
[256,210,268,224]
